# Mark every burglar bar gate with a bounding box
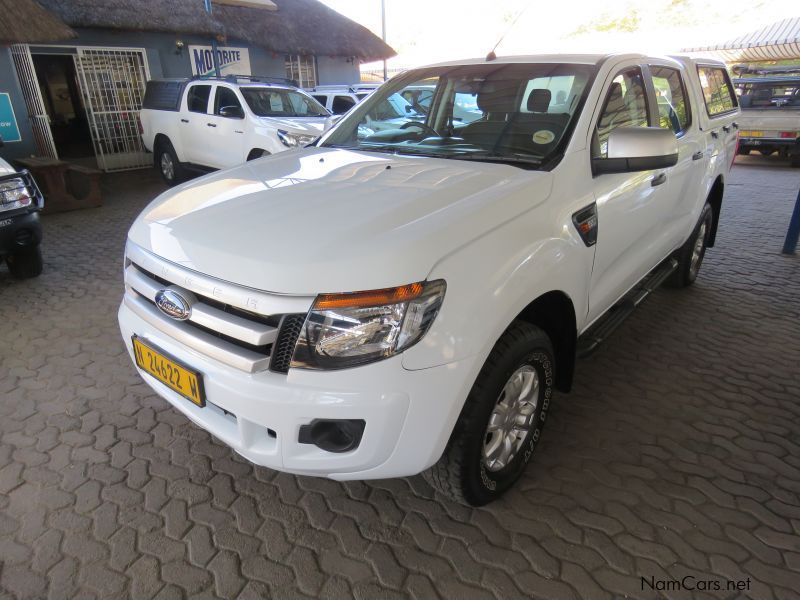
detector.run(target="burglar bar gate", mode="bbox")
[74,47,151,171]
[9,44,58,159]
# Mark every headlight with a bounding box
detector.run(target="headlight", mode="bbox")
[277,129,316,148]
[290,280,446,370]
[0,178,32,213]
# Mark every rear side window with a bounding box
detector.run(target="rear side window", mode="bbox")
[650,66,690,135]
[697,67,737,117]
[187,85,211,113]
[312,95,327,105]
[332,95,356,114]
[594,67,650,158]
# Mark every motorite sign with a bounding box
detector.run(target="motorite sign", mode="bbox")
[189,45,251,77]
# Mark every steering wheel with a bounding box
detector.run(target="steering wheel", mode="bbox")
[400,121,439,137]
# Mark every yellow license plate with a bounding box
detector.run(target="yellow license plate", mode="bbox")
[739,130,763,137]
[132,336,205,406]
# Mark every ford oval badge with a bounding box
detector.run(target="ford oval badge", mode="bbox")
[155,289,191,321]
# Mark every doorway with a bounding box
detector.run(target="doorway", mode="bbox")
[32,54,93,162]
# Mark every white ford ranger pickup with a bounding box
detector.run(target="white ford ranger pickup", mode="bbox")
[120,53,739,505]
[140,76,332,186]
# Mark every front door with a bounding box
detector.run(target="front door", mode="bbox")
[587,64,674,323]
[207,85,246,168]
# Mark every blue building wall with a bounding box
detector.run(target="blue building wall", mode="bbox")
[0,28,360,161]
[0,48,36,162]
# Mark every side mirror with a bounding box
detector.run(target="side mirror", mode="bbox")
[592,127,678,175]
[219,105,244,119]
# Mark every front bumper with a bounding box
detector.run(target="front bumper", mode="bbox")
[0,210,42,256]
[119,299,478,479]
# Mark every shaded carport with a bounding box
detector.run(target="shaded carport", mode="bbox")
[682,16,800,61]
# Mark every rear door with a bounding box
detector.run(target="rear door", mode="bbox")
[181,83,212,164]
[646,61,705,250]
[695,64,739,169]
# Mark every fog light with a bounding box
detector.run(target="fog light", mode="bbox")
[298,419,366,453]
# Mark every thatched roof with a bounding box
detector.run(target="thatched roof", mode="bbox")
[214,0,395,61]
[38,0,223,38]
[0,0,77,44]
[37,0,395,61]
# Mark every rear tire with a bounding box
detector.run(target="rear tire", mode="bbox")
[666,203,713,288]
[155,140,185,186]
[423,321,555,506]
[6,246,43,279]
[737,148,751,156]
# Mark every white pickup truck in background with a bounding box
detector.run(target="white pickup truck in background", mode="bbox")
[733,68,800,167]
[121,53,739,505]
[139,76,332,185]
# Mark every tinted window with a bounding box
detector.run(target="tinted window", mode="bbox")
[595,68,649,158]
[186,85,211,113]
[650,66,690,134]
[214,87,242,115]
[698,67,737,116]
[312,95,328,106]
[332,95,356,114]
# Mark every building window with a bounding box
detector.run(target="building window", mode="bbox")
[285,55,317,88]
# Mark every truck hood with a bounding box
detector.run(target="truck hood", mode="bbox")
[257,116,328,135]
[128,146,553,295]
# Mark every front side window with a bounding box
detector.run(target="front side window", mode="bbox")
[321,62,595,169]
[285,55,317,88]
[594,68,650,158]
[240,87,328,117]
[698,67,737,117]
[214,86,242,115]
[650,66,690,135]
[186,84,211,113]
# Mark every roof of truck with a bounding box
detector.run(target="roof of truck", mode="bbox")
[415,53,726,70]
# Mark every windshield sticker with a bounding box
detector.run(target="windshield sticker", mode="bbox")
[532,130,555,144]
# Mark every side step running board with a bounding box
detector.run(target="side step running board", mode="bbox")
[577,258,678,358]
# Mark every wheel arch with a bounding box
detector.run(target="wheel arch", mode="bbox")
[706,175,724,248]
[514,290,577,393]
[247,148,270,161]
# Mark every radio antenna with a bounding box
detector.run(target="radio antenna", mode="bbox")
[486,4,530,61]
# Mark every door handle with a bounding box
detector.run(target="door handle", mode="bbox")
[207,123,217,128]
[651,172,667,187]
[234,130,244,134]
[722,125,731,133]
[732,122,739,129]
[710,131,719,139]
[180,119,189,123]
[692,150,704,161]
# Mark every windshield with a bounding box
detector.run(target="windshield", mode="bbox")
[320,63,595,168]
[736,80,800,109]
[241,87,328,117]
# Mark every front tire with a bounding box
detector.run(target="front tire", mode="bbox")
[737,148,751,156]
[6,246,43,279]
[667,203,713,288]
[423,321,555,506]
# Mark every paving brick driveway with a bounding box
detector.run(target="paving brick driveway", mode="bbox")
[1,155,799,600]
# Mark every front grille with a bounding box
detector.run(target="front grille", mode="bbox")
[270,314,306,373]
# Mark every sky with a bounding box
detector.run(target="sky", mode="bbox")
[318,0,798,69]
